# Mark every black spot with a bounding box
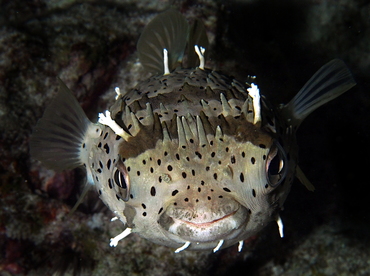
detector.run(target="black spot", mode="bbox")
[157,159,161,166]
[225,147,229,152]
[251,157,256,164]
[150,167,154,173]
[259,144,266,149]
[201,180,205,185]
[142,203,146,209]
[97,168,102,173]
[108,179,113,189]
[137,171,140,176]
[130,194,134,199]
[189,139,194,143]
[192,170,195,176]
[176,153,180,160]
[142,160,146,165]
[116,135,121,140]
[195,151,202,159]
[184,198,189,202]
[107,159,111,170]
[206,166,210,171]
[240,173,244,182]
[263,155,266,160]
[99,161,103,169]
[95,176,99,182]
[103,132,108,139]
[172,190,179,196]
[98,142,102,148]
[82,143,86,148]
[213,173,218,180]
[218,195,223,198]
[198,187,201,192]
[223,187,231,192]
[182,172,187,178]
[211,152,216,158]
[231,155,236,164]
[127,166,131,172]
[158,176,162,183]
[158,208,163,214]
[167,165,173,171]
[142,212,147,216]
[150,186,156,196]
[164,151,168,156]
[252,189,256,197]
[242,152,245,158]
[98,190,102,195]
[265,184,269,189]
[116,194,120,201]
[207,196,211,200]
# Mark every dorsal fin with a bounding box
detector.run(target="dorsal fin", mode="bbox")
[137,9,189,75]
[282,59,356,128]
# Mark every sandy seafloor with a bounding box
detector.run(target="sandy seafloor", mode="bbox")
[1,0,369,275]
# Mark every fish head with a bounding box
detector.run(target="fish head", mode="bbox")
[114,104,290,250]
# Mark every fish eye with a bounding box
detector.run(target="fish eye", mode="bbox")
[113,159,130,201]
[266,141,287,187]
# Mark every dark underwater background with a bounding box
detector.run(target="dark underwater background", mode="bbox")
[0,0,369,275]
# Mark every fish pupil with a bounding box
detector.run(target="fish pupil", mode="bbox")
[114,169,127,189]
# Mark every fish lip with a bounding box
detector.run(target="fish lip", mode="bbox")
[159,204,249,243]
[178,210,237,228]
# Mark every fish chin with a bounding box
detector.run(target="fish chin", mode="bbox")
[158,201,249,243]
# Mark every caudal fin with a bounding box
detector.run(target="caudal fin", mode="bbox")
[30,79,92,171]
[282,59,356,127]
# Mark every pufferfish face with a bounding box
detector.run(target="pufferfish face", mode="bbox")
[112,108,289,251]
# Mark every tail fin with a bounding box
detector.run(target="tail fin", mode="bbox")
[30,79,92,171]
[282,59,356,127]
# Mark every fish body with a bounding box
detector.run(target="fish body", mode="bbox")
[30,10,356,252]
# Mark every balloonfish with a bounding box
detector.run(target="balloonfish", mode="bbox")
[30,9,356,253]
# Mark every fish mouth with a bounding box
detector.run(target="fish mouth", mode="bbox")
[158,201,249,243]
